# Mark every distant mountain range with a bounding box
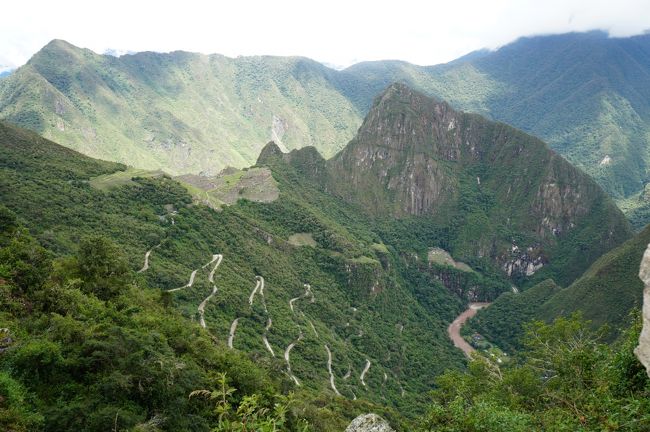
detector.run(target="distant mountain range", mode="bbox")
[1,32,650,219]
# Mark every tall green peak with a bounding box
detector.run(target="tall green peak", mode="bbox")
[256,141,285,164]
[327,83,631,286]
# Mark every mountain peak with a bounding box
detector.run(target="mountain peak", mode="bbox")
[38,39,80,55]
[354,83,457,157]
[374,81,439,107]
[28,39,87,66]
[256,141,284,165]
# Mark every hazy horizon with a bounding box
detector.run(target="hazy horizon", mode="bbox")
[1,0,649,72]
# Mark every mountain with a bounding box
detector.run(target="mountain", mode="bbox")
[347,32,650,202]
[0,118,475,424]
[3,32,650,218]
[0,39,366,175]
[470,223,650,351]
[0,81,640,430]
[319,84,632,287]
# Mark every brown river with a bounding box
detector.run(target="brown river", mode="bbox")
[447,302,491,357]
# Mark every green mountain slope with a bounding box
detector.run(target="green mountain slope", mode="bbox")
[470,224,650,350]
[0,79,641,429]
[322,84,632,287]
[0,40,365,175]
[346,32,650,203]
[0,119,477,422]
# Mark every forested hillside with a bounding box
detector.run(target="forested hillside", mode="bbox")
[469,224,650,351]
[0,119,479,429]
[2,32,650,223]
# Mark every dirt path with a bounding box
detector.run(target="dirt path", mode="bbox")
[360,359,371,387]
[289,283,314,312]
[284,332,303,386]
[325,345,341,396]
[205,254,222,282]
[448,302,491,357]
[249,277,262,305]
[343,364,352,380]
[137,244,160,273]
[168,269,198,292]
[308,320,319,338]
[228,318,240,349]
[198,286,217,328]
[197,254,223,328]
[263,318,275,356]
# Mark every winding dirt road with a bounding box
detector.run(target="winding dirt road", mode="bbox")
[308,320,319,338]
[198,286,217,328]
[263,318,275,356]
[168,269,198,292]
[360,359,371,387]
[284,332,303,386]
[325,345,341,396]
[198,254,223,328]
[206,254,222,282]
[289,283,313,312]
[228,318,240,349]
[448,302,491,357]
[137,244,160,273]
[249,277,262,305]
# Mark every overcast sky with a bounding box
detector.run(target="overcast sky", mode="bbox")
[1,0,649,71]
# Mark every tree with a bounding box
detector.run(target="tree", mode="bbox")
[77,236,131,300]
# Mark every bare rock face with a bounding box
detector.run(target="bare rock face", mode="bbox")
[635,243,650,375]
[345,414,395,432]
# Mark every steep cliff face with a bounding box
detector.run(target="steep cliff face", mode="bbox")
[328,83,632,285]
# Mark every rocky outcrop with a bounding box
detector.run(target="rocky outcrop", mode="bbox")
[635,244,650,376]
[325,83,631,285]
[345,414,394,432]
[501,244,546,278]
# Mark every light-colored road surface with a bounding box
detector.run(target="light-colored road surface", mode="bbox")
[325,345,341,396]
[289,283,313,312]
[284,332,303,386]
[360,359,371,387]
[168,269,198,292]
[447,302,491,357]
[198,286,218,328]
[263,318,275,356]
[198,254,223,328]
[249,277,262,305]
[137,244,160,273]
[308,320,319,338]
[206,254,223,282]
[228,318,240,349]
[343,364,351,380]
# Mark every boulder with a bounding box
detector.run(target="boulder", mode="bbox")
[345,414,394,432]
[635,244,650,375]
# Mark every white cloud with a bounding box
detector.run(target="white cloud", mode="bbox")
[1,0,649,68]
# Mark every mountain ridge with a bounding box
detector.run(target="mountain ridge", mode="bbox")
[257,83,632,288]
[3,32,650,214]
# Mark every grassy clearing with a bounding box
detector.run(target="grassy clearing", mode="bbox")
[89,167,165,191]
[288,233,317,247]
[428,247,473,273]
